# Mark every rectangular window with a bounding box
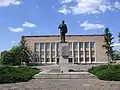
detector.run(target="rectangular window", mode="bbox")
[80,58,83,62]
[52,58,55,62]
[35,43,39,51]
[91,57,95,62]
[85,42,89,48]
[40,51,44,56]
[40,43,44,49]
[46,51,50,56]
[46,43,50,49]
[80,51,83,55]
[74,51,78,57]
[52,51,55,56]
[91,51,95,55]
[85,51,89,55]
[74,58,78,64]
[90,42,95,48]
[40,58,44,62]
[73,42,78,50]
[85,57,89,62]
[57,43,59,51]
[51,43,55,50]
[46,58,50,62]
[79,42,83,48]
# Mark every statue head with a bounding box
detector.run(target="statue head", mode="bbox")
[62,20,65,24]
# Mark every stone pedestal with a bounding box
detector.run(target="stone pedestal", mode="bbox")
[59,42,69,73]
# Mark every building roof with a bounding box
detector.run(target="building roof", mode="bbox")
[22,34,104,38]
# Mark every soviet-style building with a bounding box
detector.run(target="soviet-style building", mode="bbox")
[22,35,108,64]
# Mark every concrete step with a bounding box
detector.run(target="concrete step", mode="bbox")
[34,72,97,79]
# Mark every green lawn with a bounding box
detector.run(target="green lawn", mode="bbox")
[88,64,120,81]
[0,66,40,84]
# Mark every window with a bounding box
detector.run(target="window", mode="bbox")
[51,43,55,50]
[73,42,78,50]
[90,42,95,48]
[52,51,55,56]
[46,43,50,49]
[91,57,95,62]
[46,58,50,62]
[46,51,50,56]
[80,51,83,55]
[57,43,59,51]
[85,51,89,55]
[74,51,78,57]
[74,58,78,64]
[85,57,89,62]
[52,58,55,62]
[40,58,44,62]
[57,51,59,57]
[40,43,44,49]
[80,58,83,62]
[85,42,89,48]
[40,51,44,56]
[91,51,95,55]
[79,42,83,48]
[35,43,39,51]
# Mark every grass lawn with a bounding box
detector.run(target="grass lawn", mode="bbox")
[88,64,120,81]
[0,66,40,84]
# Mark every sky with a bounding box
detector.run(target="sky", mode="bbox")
[0,0,120,52]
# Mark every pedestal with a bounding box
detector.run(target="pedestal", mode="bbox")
[59,42,69,73]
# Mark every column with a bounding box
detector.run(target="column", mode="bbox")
[50,42,52,63]
[78,42,80,63]
[89,42,91,63]
[83,42,85,63]
[72,42,74,64]
[44,43,46,63]
[55,42,57,64]
[39,43,40,63]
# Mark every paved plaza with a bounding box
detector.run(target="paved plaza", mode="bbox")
[0,64,120,90]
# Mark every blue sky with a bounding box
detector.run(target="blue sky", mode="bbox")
[0,0,120,52]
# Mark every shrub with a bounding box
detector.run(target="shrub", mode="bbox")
[88,64,120,81]
[0,66,40,84]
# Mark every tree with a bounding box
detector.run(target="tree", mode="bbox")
[118,32,120,42]
[103,28,114,62]
[19,37,35,65]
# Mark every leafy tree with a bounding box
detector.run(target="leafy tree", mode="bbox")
[103,28,114,62]
[118,32,120,42]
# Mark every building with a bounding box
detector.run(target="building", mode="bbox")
[22,35,108,64]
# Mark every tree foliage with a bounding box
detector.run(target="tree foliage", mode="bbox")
[118,32,120,42]
[103,28,114,62]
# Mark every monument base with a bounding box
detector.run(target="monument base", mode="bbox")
[59,42,69,73]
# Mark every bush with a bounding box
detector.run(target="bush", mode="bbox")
[88,64,120,81]
[0,66,40,84]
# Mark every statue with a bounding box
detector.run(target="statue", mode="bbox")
[58,20,68,43]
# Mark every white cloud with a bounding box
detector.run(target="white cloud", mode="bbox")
[58,5,71,15]
[60,0,72,4]
[22,22,36,28]
[9,27,24,32]
[113,43,120,46]
[59,0,120,15]
[0,0,21,7]
[80,21,105,30]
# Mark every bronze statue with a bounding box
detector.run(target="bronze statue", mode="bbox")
[58,20,68,43]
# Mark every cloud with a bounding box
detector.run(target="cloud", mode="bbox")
[58,5,71,15]
[9,27,24,32]
[80,21,105,30]
[22,22,36,28]
[60,0,72,4]
[0,0,21,7]
[113,43,120,46]
[59,0,120,15]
